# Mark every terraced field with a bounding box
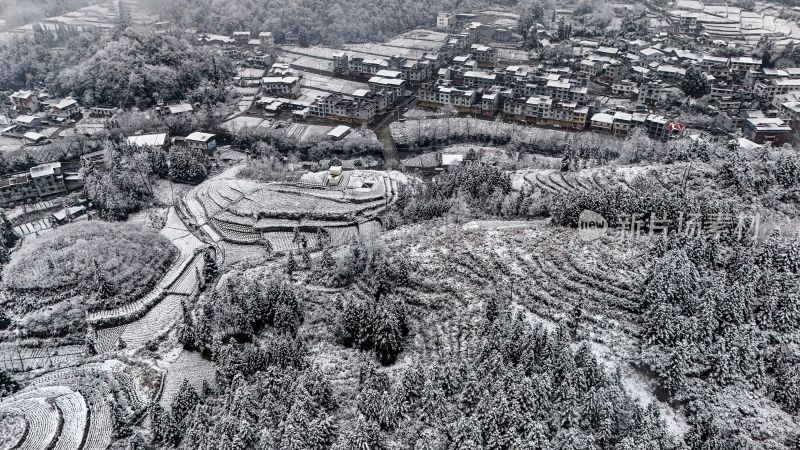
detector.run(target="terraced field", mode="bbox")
[0,360,146,450]
[185,170,401,249]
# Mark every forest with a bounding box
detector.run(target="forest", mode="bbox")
[139,0,516,45]
[0,26,234,108]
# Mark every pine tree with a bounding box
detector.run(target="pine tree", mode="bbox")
[373,301,404,365]
[0,369,19,397]
[178,299,196,350]
[203,248,218,283]
[320,247,335,272]
[172,379,201,424]
[336,415,387,450]
[287,252,297,279]
[662,350,687,399]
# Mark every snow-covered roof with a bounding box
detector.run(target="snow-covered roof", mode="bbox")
[591,113,614,124]
[53,98,78,110]
[328,125,351,139]
[186,132,216,142]
[30,162,60,178]
[15,115,37,124]
[23,131,46,141]
[127,133,168,147]
[168,103,194,114]
[375,70,402,79]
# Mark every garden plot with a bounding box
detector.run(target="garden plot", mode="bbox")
[512,168,622,195]
[395,29,450,43]
[13,218,52,236]
[284,123,336,142]
[221,115,270,133]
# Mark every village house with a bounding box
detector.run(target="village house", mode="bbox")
[232,31,251,46]
[262,76,301,97]
[50,98,80,119]
[184,132,217,155]
[10,91,41,114]
[437,12,455,30]
[258,31,274,47]
[127,133,169,149]
[156,103,194,116]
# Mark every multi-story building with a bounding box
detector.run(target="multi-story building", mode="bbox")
[612,111,633,137]
[699,55,730,78]
[367,76,407,94]
[639,48,664,65]
[0,162,68,206]
[51,98,80,119]
[470,44,497,68]
[308,93,380,123]
[677,14,701,35]
[611,80,637,98]
[754,78,800,103]
[258,31,274,47]
[590,113,614,134]
[503,96,589,129]
[743,114,793,145]
[262,76,301,97]
[437,12,455,30]
[728,56,762,77]
[461,70,498,89]
[638,80,666,105]
[232,31,251,45]
[10,91,41,114]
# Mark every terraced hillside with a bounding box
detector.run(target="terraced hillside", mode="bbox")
[0,360,150,450]
[183,170,401,248]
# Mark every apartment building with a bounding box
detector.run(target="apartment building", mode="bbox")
[502,96,589,129]
[0,162,68,206]
[308,93,379,123]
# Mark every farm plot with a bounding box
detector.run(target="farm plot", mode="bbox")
[384,37,445,51]
[0,345,86,373]
[283,54,333,72]
[13,218,52,236]
[513,168,615,195]
[117,294,185,350]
